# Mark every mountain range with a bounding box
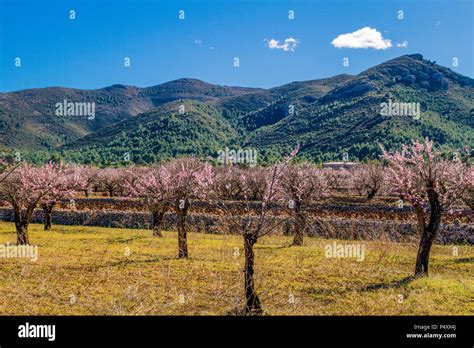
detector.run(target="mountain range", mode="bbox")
[1,54,473,165]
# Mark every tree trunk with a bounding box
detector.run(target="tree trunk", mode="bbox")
[84,189,89,197]
[367,189,377,200]
[108,188,114,197]
[44,208,52,230]
[13,202,39,245]
[16,224,29,245]
[14,208,30,245]
[415,189,442,277]
[177,212,188,258]
[243,233,262,315]
[176,199,190,258]
[42,204,54,231]
[292,204,305,246]
[152,209,165,237]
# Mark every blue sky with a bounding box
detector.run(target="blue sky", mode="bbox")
[0,0,472,92]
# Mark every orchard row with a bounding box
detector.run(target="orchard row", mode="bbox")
[0,139,472,314]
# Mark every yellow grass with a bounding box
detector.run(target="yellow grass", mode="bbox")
[0,222,472,315]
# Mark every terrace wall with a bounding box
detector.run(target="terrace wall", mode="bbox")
[2,197,468,223]
[0,208,472,244]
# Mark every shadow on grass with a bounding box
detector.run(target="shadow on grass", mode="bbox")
[257,244,293,250]
[106,235,147,244]
[452,257,474,264]
[306,275,417,297]
[361,275,417,292]
[62,255,191,271]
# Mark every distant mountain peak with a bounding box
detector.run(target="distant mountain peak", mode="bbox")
[406,53,424,61]
[106,84,131,89]
[103,84,137,91]
[359,53,474,91]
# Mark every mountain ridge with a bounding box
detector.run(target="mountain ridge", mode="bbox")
[0,54,472,165]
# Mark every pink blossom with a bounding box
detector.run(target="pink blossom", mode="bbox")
[382,138,473,209]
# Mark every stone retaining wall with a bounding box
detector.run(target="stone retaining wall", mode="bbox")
[2,198,469,223]
[0,208,472,244]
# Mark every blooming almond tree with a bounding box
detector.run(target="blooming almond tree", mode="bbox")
[278,164,329,246]
[244,167,268,201]
[323,168,352,195]
[352,163,385,200]
[40,166,84,230]
[98,168,123,197]
[76,166,99,197]
[213,166,245,200]
[382,139,473,276]
[0,163,66,244]
[124,166,172,237]
[213,145,299,315]
[165,158,213,258]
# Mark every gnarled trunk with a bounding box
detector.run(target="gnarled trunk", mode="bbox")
[176,199,190,258]
[292,202,305,246]
[177,213,188,258]
[16,225,29,245]
[152,208,165,237]
[367,189,377,200]
[42,203,55,231]
[243,233,262,315]
[415,188,442,277]
[13,205,35,245]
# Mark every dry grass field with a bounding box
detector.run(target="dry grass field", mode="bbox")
[0,222,472,315]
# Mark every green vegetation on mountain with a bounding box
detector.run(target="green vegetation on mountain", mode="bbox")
[1,55,473,165]
[62,101,239,166]
[243,55,474,162]
[0,79,258,153]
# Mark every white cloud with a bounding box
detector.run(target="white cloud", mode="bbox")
[396,41,408,48]
[194,39,202,47]
[331,27,392,50]
[265,37,299,52]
